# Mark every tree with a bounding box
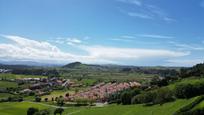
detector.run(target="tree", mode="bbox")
[54,108,64,115]
[35,96,41,102]
[154,87,174,105]
[44,98,48,102]
[65,93,69,97]
[27,107,39,115]
[175,83,195,98]
[57,96,64,106]
[120,91,132,105]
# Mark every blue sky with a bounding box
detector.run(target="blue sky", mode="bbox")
[0,0,204,66]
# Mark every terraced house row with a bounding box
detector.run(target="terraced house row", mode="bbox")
[66,82,141,102]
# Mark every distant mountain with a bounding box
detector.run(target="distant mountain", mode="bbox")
[0,60,62,67]
[63,62,83,68]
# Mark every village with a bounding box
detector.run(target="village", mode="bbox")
[14,77,141,103]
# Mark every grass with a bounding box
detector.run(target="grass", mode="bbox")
[78,79,97,86]
[192,99,204,110]
[0,74,47,79]
[70,98,196,115]
[167,77,204,90]
[0,81,18,88]
[0,101,80,115]
[41,90,75,101]
[0,102,53,115]
[0,96,197,115]
[0,93,14,99]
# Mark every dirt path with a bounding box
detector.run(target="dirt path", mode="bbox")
[24,101,69,109]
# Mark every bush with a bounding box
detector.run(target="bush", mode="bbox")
[175,83,196,98]
[54,108,64,115]
[27,107,39,115]
[175,81,204,99]
[132,87,174,105]
[121,91,132,105]
[35,96,41,102]
[154,87,174,105]
[132,91,156,104]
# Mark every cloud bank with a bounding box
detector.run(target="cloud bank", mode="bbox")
[0,35,189,65]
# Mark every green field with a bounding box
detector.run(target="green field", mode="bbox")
[0,102,53,115]
[0,93,14,99]
[0,101,79,115]
[0,97,197,115]
[41,90,75,101]
[0,74,47,79]
[192,99,204,110]
[73,98,196,115]
[0,81,18,88]
[167,77,204,90]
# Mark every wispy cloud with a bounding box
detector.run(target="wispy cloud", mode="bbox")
[120,35,136,39]
[138,34,174,39]
[49,37,82,46]
[168,41,204,51]
[117,0,176,22]
[117,0,142,6]
[66,38,81,46]
[111,38,133,42]
[0,34,189,65]
[82,45,189,60]
[127,12,153,19]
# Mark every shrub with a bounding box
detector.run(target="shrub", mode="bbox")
[35,96,41,102]
[175,83,195,98]
[54,108,64,115]
[132,87,174,105]
[27,107,39,115]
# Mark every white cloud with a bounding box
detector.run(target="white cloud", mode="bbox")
[0,35,75,63]
[66,38,81,44]
[138,34,174,39]
[120,35,135,39]
[117,0,142,6]
[111,38,133,42]
[51,37,82,45]
[0,35,189,65]
[82,45,189,60]
[127,12,153,19]
[118,0,175,22]
[168,41,204,51]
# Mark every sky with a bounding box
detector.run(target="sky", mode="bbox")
[0,0,204,66]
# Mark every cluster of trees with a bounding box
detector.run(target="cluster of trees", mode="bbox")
[175,81,204,99]
[0,95,23,102]
[75,98,94,106]
[180,63,204,78]
[27,108,49,115]
[108,88,141,105]
[27,107,64,115]
[132,87,174,105]
[121,67,179,77]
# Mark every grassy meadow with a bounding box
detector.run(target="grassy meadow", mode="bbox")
[0,97,197,115]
